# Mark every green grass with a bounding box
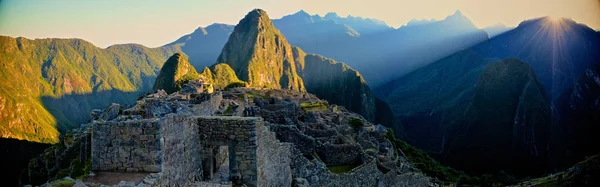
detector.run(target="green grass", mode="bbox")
[50,180,75,187]
[225,82,246,89]
[246,91,269,99]
[224,105,234,114]
[327,163,361,174]
[300,101,328,112]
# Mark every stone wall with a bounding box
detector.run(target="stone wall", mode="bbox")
[196,116,262,186]
[159,115,290,186]
[270,124,316,155]
[257,124,293,187]
[91,119,162,172]
[291,147,383,187]
[160,114,203,186]
[317,143,362,165]
[92,114,293,186]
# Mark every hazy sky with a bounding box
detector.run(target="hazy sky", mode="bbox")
[1,0,598,48]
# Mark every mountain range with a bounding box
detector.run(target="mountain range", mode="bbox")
[201,9,378,121]
[374,16,600,174]
[2,7,600,185]
[0,37,179,143]
[163,10,493,87]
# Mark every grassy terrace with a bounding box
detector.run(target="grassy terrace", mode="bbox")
[300,101,328,112]
[327,163,362,174]
[245,91,269,99]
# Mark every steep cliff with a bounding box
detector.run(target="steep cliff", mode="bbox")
[443,59,551,176]
[216,9,305,91]
[555,60,600,168]
[300,52,375,121]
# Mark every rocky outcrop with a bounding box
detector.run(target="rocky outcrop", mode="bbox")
[217,9,305,91]
[153,53,201,94]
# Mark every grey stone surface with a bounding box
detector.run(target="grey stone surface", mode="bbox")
[157,115,291,186]
[257,123,293,187]
[317,143,362,166]
[180,79,206,94]
[96,103,122,121]
[82,88,440,187]
[91,119,162,172]
[293,178,309,187]
[159,115,203,186]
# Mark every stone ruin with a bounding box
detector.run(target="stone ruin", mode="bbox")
[84,85,438,187]
[91,114,292,186]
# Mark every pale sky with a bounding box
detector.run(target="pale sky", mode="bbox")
[0,0,598,48]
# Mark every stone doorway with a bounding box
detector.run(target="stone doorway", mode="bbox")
[201,145,232,185]
[160,115,292,186]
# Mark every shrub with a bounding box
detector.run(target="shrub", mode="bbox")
[349,118,364,129]
[225,82,246,89]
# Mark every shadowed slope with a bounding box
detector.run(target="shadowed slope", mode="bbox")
[443,59,551,176]
[0,36,179,143]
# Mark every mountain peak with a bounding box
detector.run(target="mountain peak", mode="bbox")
[236,8,274,31]
[153,53,201,94]
[193,26,208,35]
[248,8,268,17]
[440,9,477,29]
[324,12,340,19]
[217,9,305,91]
[452,10,464,16]
[294,9,310,16]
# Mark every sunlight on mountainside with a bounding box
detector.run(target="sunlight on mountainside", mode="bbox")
[521,16,574,100]
[542,16,571,101]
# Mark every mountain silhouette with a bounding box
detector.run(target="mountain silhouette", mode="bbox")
[443,59,551,176]
[374,16,600,174]
[165,23,233,71]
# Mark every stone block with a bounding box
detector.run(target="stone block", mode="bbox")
[144,165,161,172]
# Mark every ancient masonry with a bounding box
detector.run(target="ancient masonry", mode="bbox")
[91,114,293,186]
